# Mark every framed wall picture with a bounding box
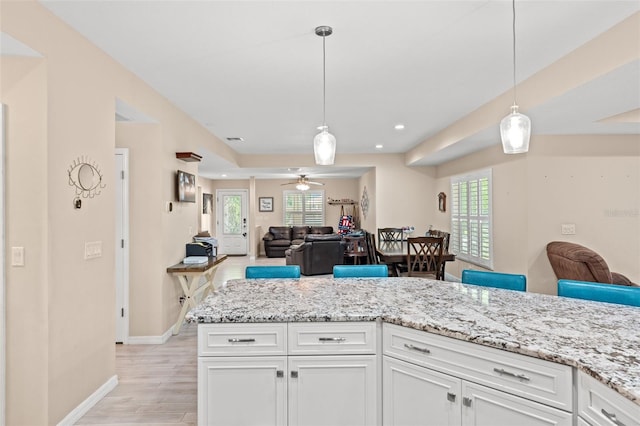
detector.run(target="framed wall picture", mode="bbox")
[438,192,446,212]
[203,193,212,214]
[259,197,274,212]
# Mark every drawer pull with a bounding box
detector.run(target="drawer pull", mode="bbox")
[318,337,346,342]
[601,408,626,426]
[276,370,284,378]
[463,397,472,407]
[447,392,456,402]
[404,343,431,354]
[228,338,256,343]
[493,368,530,381]
[291,371,299,378]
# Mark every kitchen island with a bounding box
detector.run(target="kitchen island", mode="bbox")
[187,277,640,425]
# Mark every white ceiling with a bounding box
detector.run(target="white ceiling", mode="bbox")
[29,1,640,179]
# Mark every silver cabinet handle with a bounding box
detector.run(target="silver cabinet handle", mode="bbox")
[493,368,530,381]
[601,408,626,426]
[276,370,284,378]
[228,338,256,343]
[447,392,456,402]
[404,343,431,354]
[463,397,472,407]
[291,371,298,378]
[318,337,346,342]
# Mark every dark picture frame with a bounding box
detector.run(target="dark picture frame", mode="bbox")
[438,192,446,212]
[203,193,212,214]
[259,197,274,212]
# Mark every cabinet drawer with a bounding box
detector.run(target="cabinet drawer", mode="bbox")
[383,323,573,411]
[578,370,640,426]
[198,323,287,356]
[288,322,377,355]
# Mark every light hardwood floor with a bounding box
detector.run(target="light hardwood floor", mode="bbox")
[76,255,285,425]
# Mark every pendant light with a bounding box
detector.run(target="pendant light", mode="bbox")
[500,0,531,154]
[313,26,336,165]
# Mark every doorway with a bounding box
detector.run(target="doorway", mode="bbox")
[114,148,129,343]
[215,190,248,255]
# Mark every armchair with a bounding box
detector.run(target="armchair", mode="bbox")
[289,234,346,276]
[546,241,637,287]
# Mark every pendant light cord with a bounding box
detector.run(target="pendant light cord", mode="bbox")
[512,0,517,107]
[322,34,327,127]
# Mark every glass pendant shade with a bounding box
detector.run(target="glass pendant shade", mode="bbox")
[313,127,336,165]
[500,105,531,154]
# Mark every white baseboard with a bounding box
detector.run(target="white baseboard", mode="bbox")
[57,375,118,426]
[127,325,173,344]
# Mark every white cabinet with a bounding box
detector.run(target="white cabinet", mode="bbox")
[198,356,287,426]
[198,322,378,426]
[577,370,640,426]
[383,323,573,426]
[289,355,377,426]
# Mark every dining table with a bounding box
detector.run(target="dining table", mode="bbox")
[376,240,456,277]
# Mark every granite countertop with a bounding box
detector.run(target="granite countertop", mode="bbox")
[187,277,640,405]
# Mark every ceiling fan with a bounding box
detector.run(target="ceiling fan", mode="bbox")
[281,175,324,191]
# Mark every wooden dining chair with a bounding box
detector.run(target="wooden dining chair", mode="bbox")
[406,236,444,279]
[343,235,369,265]
[378,227,404,243]
[426,229,450,252]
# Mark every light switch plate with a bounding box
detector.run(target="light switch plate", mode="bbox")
[561,224,576,235]
[85,241,102,259]
[11,247,25,266]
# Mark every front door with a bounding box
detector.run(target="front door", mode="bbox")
[216,190,248,255]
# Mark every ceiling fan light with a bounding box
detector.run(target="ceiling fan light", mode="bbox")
[296,182,310,191]
[500,105,531,154]
[313,128,336,165]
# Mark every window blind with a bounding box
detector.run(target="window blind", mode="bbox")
[450,169,493,269]
[283,190,325,226]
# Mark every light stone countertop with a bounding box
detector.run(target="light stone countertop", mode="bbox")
[186,277,640,405]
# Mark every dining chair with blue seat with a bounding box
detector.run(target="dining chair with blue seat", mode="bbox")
[333,264,388,278]
[557,279,640,307]
[461,269,526,291]
[245,265,301,279]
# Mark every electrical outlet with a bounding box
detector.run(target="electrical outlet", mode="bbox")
[11,247,25,266]
[561,224,576,235]
[85,241,103,259]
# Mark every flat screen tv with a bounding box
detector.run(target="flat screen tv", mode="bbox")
[176,170,196,203]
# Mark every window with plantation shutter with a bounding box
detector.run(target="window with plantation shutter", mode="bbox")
[450,169,493,269]
[283,190,325,226]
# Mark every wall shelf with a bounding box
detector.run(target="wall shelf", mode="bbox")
[176,152,202,162]
[328,198,357,205]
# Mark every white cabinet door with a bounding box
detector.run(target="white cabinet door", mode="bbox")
[383,356,461,426]
[288,355,377,426]
[461,381,572,426]
[198,356,287,426]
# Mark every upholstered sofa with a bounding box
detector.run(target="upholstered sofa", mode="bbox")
[546,241,637,286]
[263,225,334,258]
[287,234,346,276]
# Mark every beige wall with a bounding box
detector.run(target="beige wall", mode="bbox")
[435,135,640,294]
[1,2,233,423]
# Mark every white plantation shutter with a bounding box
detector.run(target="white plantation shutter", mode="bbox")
[284,190,325,226]
[450,169,493,269]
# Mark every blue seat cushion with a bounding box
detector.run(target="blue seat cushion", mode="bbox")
[461,269,526,291]
[245,265,301,279]
[558,279,640,307]
[333,264,388,278]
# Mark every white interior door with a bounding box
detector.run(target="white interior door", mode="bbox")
[114,149,129,343]
[215,190,248,255]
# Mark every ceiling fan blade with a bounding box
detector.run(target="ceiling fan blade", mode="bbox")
[307,181,324,186]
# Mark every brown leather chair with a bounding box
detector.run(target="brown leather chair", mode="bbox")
[546,241,637,287]
[289,234,346,276]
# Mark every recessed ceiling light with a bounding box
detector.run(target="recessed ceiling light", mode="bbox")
[226,137,244,142]
[375,144,383,149]
[288,167,301,172]
[394,124,405,130]
[221,174,227,177]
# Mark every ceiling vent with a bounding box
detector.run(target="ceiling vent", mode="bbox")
[226,137,244,142]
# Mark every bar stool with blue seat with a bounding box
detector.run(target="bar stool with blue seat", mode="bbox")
[333,264,388,278]
[558,279,640,307]
[461,269,526,291]
[245,265,301,279]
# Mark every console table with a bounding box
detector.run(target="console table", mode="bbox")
[166,255,227,335]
